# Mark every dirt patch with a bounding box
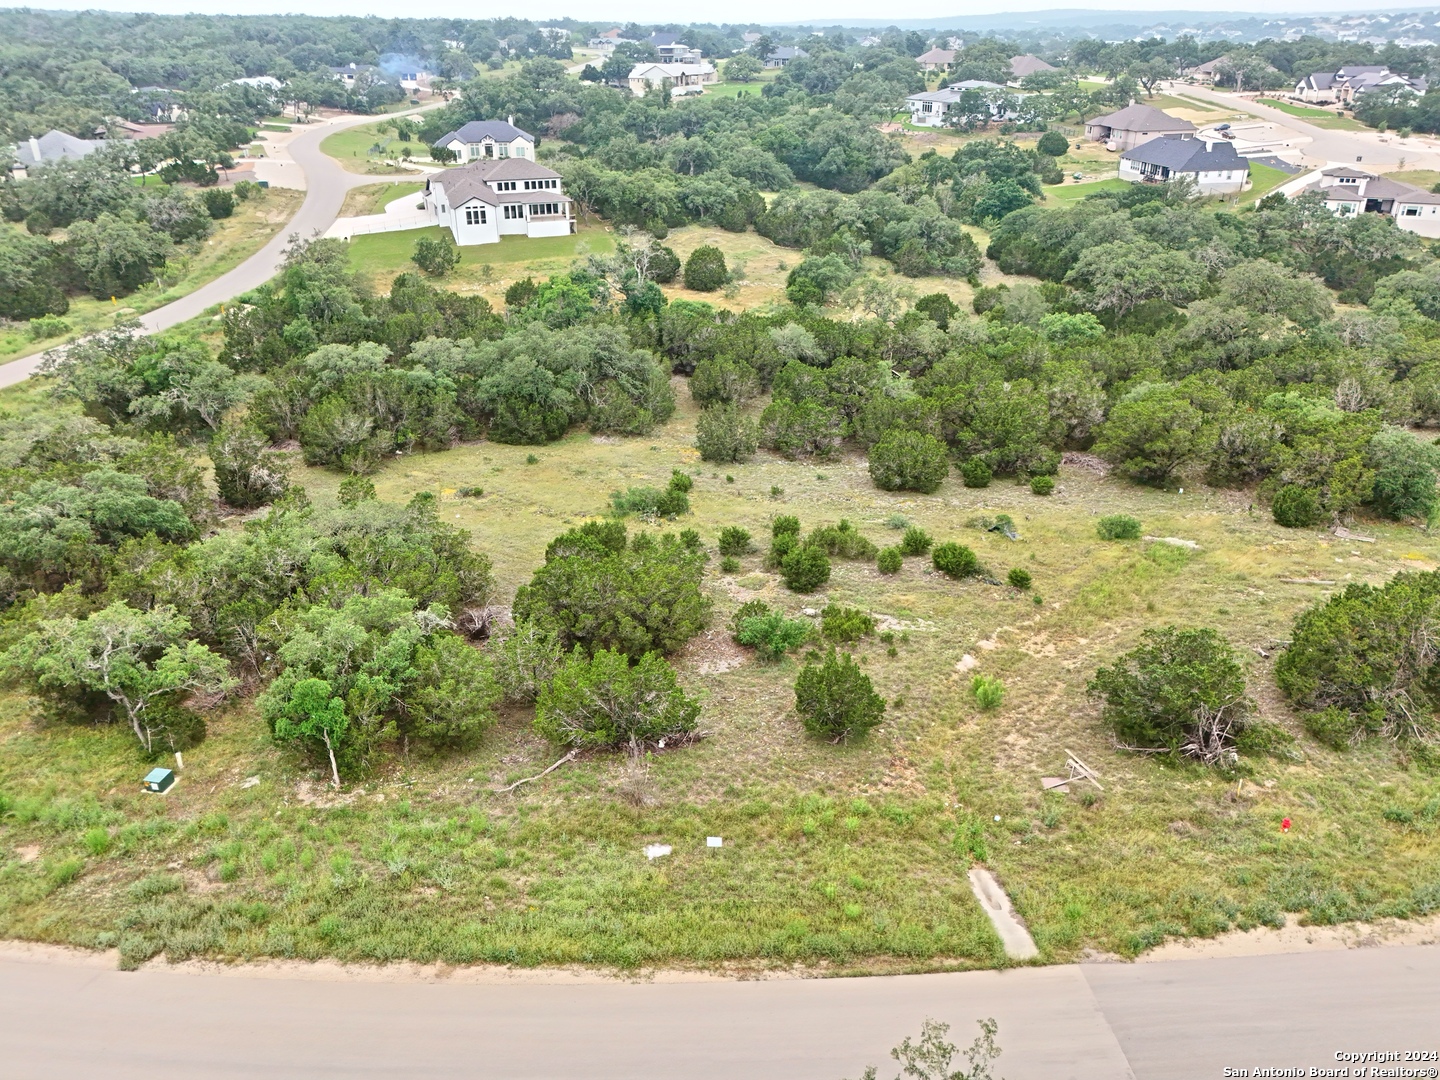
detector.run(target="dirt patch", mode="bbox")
[1137,913,1440,962]
[15,845,39,863]
[677,629,749,677]
[955,654,979,672]
[1061,452,1110,476]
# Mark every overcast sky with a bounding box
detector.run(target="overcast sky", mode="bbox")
[9,0,1389,24]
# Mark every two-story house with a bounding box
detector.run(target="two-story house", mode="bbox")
[648,33,703,64]
[1302,166,1440,237]
[1295,66,1427,104]
[904,81,1009,127]
[431,119,535,163]
[423,157,574,245]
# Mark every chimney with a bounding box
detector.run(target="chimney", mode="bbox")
[29,136,41,161]
[507,114,514,127]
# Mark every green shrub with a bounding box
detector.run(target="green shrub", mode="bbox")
[736,611,813,660]
[1030,475,1055,496]
[932,542,978,579]
[1096,514,1142,541]
[767,530,799,568]
[1276,571,1440,746]
[806,520,877,560]
[535,648,699,751]
[868,431,949,493]
[337,475,376,506]
[877,547,903,574]
[729,599,772,639]
[1271,484,1323,528]
[821,604,876,643]
[1007,567,1032,590]
[28,313,72,341]
[514,524,709,658]
[794,649,885,742]
[83,828,112,856]
[899,527,932,556]
[201,188,235,219]
[695,403,759,463]
[211,422,290,509]
[773,515,801,538]
[610,486,690,519]
[668,469,693,493]
[720,555,740,573]
[412,234,461,277]
[683,245,729,291]
[781,544,831,592]
[1037,130,1070,157]
[1087,626,1252,764]
[971,675,1004,710]
[960,458,992,488]
[717,526,755,556]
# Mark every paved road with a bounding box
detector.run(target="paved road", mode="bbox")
[0,110,432,390]
[1171,83,1440,171]
[3,943,1437,1078]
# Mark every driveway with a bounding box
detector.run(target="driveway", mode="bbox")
[0,108,439,390]
[1171,83,1440,171]
[2,941,1437,1078]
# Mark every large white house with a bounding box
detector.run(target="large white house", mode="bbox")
[423,157,574,245]
[1301,166,1440,238]
[627,62,717,96]
[1118,134,1250,195]
[431,119,535,163]
[904,81,1009,127]
[1294,66,1426,105]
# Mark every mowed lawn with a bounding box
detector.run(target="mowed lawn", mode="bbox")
[1239,162,1292,204]
[1043,177,1129,203]
[1256,98,1368,131]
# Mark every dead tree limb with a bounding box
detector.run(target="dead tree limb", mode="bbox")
[490,750,578,794]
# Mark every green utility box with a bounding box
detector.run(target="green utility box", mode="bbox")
[142,767,175,794]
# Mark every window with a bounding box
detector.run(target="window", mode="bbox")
[464,206,486,225]
[528,202,562,217]
[498,144,509,158]
[514,145,527,158]
[494,181,516,192]
[1404,206,1421,217]
[503,204,524,219]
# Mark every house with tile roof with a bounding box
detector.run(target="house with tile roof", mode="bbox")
[1085,104,1196,151]
[1302,166,1440,238]
[423,157,573,245]
[1119,134,1250,195]
[431,119,535,163]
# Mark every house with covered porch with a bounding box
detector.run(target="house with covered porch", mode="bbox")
[423,157,574,245]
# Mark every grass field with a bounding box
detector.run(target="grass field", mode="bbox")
[1256,98,1367,131]
[1390,170,1440,191]
[1043,178,1129,203]
[346,223,616,299]
[1238,162,1292,205]
[338,181,425,219]
[0,188,303,369]
[321,121,433,175]
[4,380,1439,973]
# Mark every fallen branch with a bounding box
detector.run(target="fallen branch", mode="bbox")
[490,750,577,794]
[1333,526,1375,543]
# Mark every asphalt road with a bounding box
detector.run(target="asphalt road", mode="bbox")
[0,110,430,390]
[2,944,1437,1078]
[1171,83,1440,171]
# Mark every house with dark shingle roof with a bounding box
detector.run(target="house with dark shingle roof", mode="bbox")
[916,47,956,72]
[764,46,808,69]
[13,130,107,172]
[432,119,535,163]
[423,156,573,245]
[1007,54,1055,84]
[1085,103,1196,151]
[1119,134,1250,195]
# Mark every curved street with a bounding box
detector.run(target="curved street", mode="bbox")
[0,109,433,390]
[2,940,1438,1078]
[1169,82,1440,171]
